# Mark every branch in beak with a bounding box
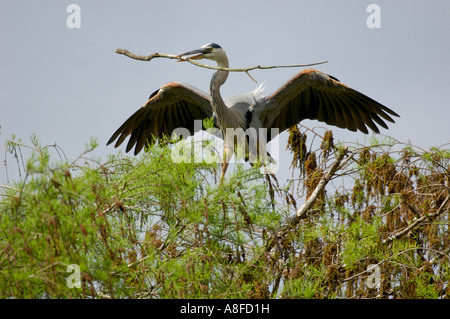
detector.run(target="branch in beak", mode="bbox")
[176,49,205,62]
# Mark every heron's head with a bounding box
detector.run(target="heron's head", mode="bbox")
[177,43,226,63]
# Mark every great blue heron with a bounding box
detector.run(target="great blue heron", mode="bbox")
[107,43,399,182]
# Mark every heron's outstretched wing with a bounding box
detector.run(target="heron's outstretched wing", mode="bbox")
[259,69,399,141]
[107,82,212,155]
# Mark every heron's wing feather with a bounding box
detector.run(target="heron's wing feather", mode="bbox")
[107,82,212,155]
[260,69,399,140]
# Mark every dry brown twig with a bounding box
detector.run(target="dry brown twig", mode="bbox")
[382,194,450,244]
[115,48,328,83]
[265,147,350,254]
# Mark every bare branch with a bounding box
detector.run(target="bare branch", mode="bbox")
[115,48,328,73]
[382,194,450,244]
[289,148,349,225]
[265,147,349,254]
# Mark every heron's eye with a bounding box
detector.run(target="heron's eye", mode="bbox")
[207,47,213,52]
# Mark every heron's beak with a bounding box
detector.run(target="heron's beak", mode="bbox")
[176,48,205,62]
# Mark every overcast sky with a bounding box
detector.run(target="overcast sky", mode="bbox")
[1,0,449,185]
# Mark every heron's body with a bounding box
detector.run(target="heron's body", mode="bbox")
[108,43,399,181]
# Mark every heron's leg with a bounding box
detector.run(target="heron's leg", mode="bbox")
[219,144,233,185]
[250,151,279,209]
[266,152,279,210]
[219,159,229,185]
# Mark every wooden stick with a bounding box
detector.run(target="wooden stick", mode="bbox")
[115,48,328,73]
[382,194,450,244]
[265,147,349,254]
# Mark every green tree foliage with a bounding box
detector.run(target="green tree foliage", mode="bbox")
[1,128,449,298]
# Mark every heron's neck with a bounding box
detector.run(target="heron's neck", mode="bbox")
[210,56,243,130]
[210,68,228,115]
[213,56,229,86]
[209,56,229,105]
